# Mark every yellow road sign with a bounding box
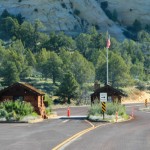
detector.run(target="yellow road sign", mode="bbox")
[145,99,147,107]
[102,102,106,112]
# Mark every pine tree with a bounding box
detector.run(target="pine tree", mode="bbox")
[57,72,80,104]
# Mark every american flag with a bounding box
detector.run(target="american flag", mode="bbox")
[106,34,111,49]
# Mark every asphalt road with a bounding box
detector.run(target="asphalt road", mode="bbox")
[64,104,150,150]
[0,104,149,150]
[53,106,90,117]
[0,118,93,150]
[0,105,103,150]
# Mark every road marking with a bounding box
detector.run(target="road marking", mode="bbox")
[52,120,94,150]
[126,105,141,108]
[84,120,95,128]
[11,124,29,127]
[52,121,111,150]
[62,120,69,123]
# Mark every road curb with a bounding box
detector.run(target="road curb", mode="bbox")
[0,121,28,123]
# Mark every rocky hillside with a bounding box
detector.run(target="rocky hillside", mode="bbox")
[0,0,149,40]
[105,0,150,26]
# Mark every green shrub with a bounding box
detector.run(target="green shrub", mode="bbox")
[101,1,108,10]
[136,82,146,91]
[112,9,118,22]
[118,105,126,116]
[95,24,100,30]
[44,94,52,107]
[88,102,127,117]
[106,102,126,116]
[31,112,38,117]
[88,103,102,116]
[133,19,142,32]
[147,86,150,90]
[34,8,38,12]
[44,94,52,115]
[0,109,7,118]
[61,3,67,9]
[45,107,52,115]
[74,9,80,16]
[0,100,34,121]
[105,9,113,20]
[106,103,116,115]
[122,114,129,120]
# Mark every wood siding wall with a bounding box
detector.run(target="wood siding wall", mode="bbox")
[0,96,13,101]
[0,95,46,118]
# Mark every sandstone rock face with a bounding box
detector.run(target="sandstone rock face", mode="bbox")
[0,0,149,40]
[99,0,150,26]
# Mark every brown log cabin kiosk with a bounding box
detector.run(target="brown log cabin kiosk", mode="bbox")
[91,84,126,104]
[0,82,47,119]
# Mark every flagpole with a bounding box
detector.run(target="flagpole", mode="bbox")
[106,47,108,85]
[106,33,110,85]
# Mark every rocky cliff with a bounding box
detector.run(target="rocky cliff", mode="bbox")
[104,0,150,26]
[0,0,149,40]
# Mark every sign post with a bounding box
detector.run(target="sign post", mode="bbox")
[100,93,107,120]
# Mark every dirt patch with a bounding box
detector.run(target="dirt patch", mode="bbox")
[122,87,150,104]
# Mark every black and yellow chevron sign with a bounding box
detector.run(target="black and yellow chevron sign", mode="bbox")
[145,99,147,107]
[102,102,106,112]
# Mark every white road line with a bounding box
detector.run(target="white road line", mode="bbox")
[62,120,69,123]
[126,105,142,108]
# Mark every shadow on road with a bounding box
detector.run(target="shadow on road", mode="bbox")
[59,116,87,120]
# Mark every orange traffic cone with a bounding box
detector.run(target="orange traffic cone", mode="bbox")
[131,107,134,118]
[116,111,118,122]
[67,107,70,117]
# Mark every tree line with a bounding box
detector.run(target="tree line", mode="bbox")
[0,10,149,102]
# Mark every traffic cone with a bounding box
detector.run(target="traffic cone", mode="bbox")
[67,107,70,117]
[131,107,134,118]
[116,111,118,122]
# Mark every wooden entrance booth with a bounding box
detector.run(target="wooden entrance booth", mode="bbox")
[0,82,47,118]
[91,84,126,104]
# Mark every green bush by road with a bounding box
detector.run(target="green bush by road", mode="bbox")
[88,102,128,121]
[0,100,34,121]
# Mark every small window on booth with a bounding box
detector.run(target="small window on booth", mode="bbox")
[13,96,24,101]
[108,96,112,102]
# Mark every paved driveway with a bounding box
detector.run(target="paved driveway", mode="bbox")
[0,104,149,150]
[63,104,150,150]
[0,118,94,150]
[53,106,90,117]
[0,105,102,150]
